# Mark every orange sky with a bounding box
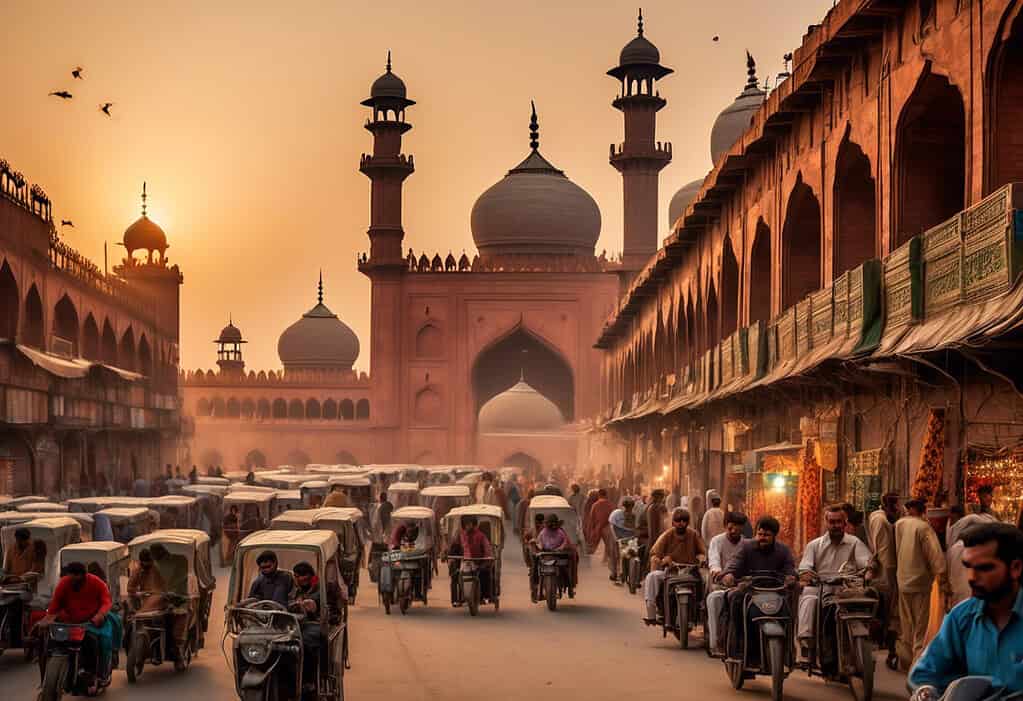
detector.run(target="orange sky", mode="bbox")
[0,0,829,372]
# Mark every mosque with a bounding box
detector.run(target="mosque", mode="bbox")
[180,15,760,473]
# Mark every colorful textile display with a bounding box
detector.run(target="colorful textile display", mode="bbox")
[798,440,822,549]
[912,408,945,503]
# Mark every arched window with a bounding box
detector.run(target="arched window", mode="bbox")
[82,314,99,360]
[895,68,965,246]
[336,451,359,466]
[138,334,152,377]
[0,260,18,340]
[241,398,255,418]
[415,324,443,358]
[245,449,267,468]
[720,237,739,339]
[749,219,772,324]
[355,398,369,420]
[414,388,440,423]
[272,398,288,418]
[212,397,226,417]
[227,398,241,418]
[782,178,822,308]
[288,399,304,419]
[340,399,355,421]
[705,281,719,351]
[834,133,877,276]
[988,11,1023,191]
[119,327,136,371]
[305,398,321,419]
[322,399,338,419]
[23,285,44,348]
[257,399,271,419]
[101,319,118,365]
[286,450,311,467]
[52,294,79,355]
[196,398,212,416]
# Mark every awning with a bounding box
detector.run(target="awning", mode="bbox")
[16,345,92,379]
[99,364,145,382]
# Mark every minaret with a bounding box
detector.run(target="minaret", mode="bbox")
[359,51,415,268]
[214,316,246,377]
[608,9,673,274]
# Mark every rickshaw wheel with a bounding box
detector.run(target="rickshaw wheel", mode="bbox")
[126,632,147,683]
[726,660,744,690]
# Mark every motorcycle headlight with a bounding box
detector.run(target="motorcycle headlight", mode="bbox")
[240,642,270,665]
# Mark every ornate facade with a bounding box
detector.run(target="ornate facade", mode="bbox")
[596,0,1023,545]
[0,170,182,496]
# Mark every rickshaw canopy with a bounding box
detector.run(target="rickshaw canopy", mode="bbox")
[327,475,371,488]
[527,495,583,546]
[2,516,82,598]
[128,529,215,592]
[59,541,130,598]
[443,504,505,548]
[7,495,52,507]
[196,476,230,486]
[229,529,340,605]
[181,484,228,498]
[387,482,420,494]
[270,510,319,530]
[228,484,276,494]
[16,502,68,512]
[420,485,471,498]
[391,506,435,522]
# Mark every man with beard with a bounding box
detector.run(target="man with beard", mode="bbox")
[909,522,1023,700]
[641,508,706,624]
[705,512,748,653]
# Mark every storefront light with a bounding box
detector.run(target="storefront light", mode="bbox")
[771,474,787,492]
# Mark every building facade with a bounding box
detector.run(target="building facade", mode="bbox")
[596,0,1023,548]
[0,169,182,497]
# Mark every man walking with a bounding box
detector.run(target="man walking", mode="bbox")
[895,498,949,666]
[701,490,725,544]
[868,492,901,668]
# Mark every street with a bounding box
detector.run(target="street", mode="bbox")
[0,535,909,701]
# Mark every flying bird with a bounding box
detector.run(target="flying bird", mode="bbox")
[49,91,73,100]
[60,220,74,228]
[72,66,84,79]
[99,103,113,117]
[712,35,719,42]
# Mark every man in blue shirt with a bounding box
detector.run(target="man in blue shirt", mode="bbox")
[910,522,1023,700]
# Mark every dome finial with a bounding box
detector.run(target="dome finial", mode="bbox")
[386,50,392,73]
[529,101,539,151]
[637,8,644,36]
[746,50,758,89]
[141,181,147,217]
[317,269,324,305]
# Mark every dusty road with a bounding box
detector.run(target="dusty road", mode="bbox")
[1,536,909,701]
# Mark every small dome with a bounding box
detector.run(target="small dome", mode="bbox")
[217,321,243,344]
[668,178,704,229]
[123,215,167,253]
[620,34,660,66]
[471,150,600,257]
[370,69,407,100]
[277,299,359,372]
[478,380,565,433]
[710,55,766,165]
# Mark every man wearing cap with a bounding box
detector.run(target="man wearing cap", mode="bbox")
[701,490,725,544]
[895,498,949,666]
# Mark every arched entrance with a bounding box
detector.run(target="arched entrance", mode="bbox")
[23,285,44,348]
[119,327,136,371]
[285,450,311,467]
[101,319,117,365]
[988,10,1023,191]
[336,451,359,466]
[749,219,772,324]
[502,452,542,477]
[244,449,267,468]
[833,132,877,276]
[138,334,152,377]
[720,237,739,339]
[53,294,79,356]
[895,68,965,246]
[472,327,574,420]
[782,177,822,308]
[0,260,18,340]
[82,314,99,360]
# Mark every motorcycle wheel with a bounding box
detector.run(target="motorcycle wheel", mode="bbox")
[627,559,639,595]
[126,632,147,684]
[467,580,479,617]
[40,654,69,701]
[242,688,265,701]
[545,575,557,612]
[767,637,785,701]
[726,660,744,690]
[848,636,875,701]
[677,598,689,650]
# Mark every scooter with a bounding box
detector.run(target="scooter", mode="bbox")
[661,563,704,649]
[723,573,794,701]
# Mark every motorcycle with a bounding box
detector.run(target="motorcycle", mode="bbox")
[723,573,794,701]
[802,569,878,701]
[661,563,704,649]
[616,537,642,594]
[536,550,573,612]
[37,622,112,701]
[380,550,430,615]
[0,576,36,660]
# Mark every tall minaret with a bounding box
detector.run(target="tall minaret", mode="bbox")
[359,51,415,268]
[608,9,672,275]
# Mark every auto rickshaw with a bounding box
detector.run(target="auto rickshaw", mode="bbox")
[273,490,304,515]
[0,512,95,542]
[326,476,373,515]
[312,508,365,605]
[419,485,472,520]
[124,529,216,680]
[180,485,226,543]
[58,541,130,611]
[148,495,200,530]
[378,506,436,615]
[0,517,82,658]
[221,492,276,566]
[95,507,159,543]
[386,482,420,509]
[15,502,69,513]
[300,481,330,508]
[526,495,582,611]
[442,504,504,615]
[225,529,348,701]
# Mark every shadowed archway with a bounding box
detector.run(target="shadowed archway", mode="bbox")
[749,219,772,324]
[23,285,44,348]
[0,261,18,340]
[834,131,877,276]
[988,9,1023,191]
[782,177,822,308]
[502,452,542,477]
[472,326,574,420]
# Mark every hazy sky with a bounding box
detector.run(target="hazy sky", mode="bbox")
[0,0,829,372]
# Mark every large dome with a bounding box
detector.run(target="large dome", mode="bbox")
[710,55,766,165]
[478,379,565,433]
[277,285,359,371]
[668,178,703,230]
[123,215,167,254]
[471,150,601,257]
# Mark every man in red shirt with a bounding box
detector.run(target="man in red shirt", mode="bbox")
[40,561,115,690]
[459,514,494,601]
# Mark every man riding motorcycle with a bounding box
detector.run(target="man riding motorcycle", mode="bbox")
[642,508,706,625]
[609,498,637,582]
[796,503,874,661]
[706,512,748,652]
[446,514,494,604]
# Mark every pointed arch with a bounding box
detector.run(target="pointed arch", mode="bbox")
[244,449,267,468]
[257,398,271,419]
[355,398,370,420]
[137,334,152,377]
[987,6,1023,192]
[82,314,99,360]
[720,236,739,339]
[212,397,226,417]
[749,218,772,324]
[52,294,79,355]
[241,398,255,418]
[0,260,18,340]
[23,284,44,348]
[272,398,288,418]
[782,176,822,308]
[502,452,542,475]
[834,129,877,276]
[322,398,338,420]
[196,398,212,416]
[305,398,321,419]
[119,326,136,371]
[101,319,117,365]
[226,397,241,418]
[706,280,720,351]
[414,387,442,424]
[340,399,354,421]
[285,450,311,467]
[336,451,359,466]
[895,65,965,245]
[288,399,304,419]
[415,323,443,358]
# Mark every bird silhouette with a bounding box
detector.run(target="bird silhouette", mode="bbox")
[712,35,720,42]
[99,103,113,116]
[49,91,73,100]
[60,220,74,228]
[72,66,84,79]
